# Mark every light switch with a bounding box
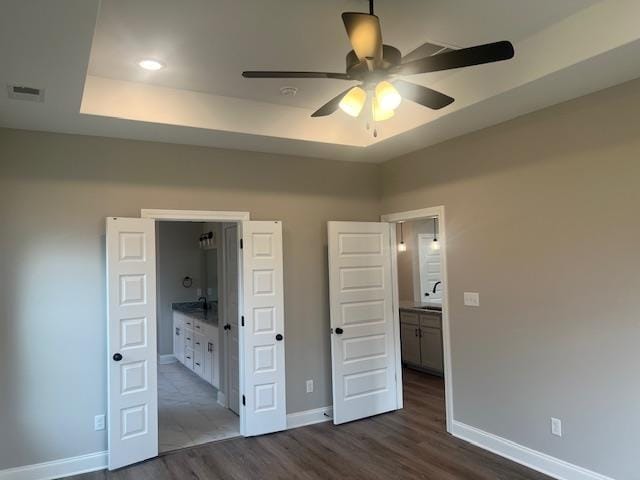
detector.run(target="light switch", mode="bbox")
[464,292,480,307]
[196,288,202,297]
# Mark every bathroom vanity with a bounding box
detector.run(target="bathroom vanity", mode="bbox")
[399,302,444,376]
[172,302,220,388]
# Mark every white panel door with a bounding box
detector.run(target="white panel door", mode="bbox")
[241,221,287,435]
[224,224,240,414]
[418,234,443,302]
[328,221,399,424]
[106,217,158,470]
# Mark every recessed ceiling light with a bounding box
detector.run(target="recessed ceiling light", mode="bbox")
[138,59,164,71]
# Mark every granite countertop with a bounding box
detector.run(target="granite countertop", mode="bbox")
[399,300,443,313]
[172,302,218,327]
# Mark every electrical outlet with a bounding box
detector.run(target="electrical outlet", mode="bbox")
[551,417,562,437]
[196,288,202,297]
[464,292,480,307]
[306,380,314,393]
[94,414,105,431]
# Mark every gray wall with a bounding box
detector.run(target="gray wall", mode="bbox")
[381,78,640,480]
[156,221,205,355]
[0,129,380,469]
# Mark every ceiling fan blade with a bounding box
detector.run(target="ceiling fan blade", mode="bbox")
[401,42,452,64]
[394,79,454,110]
[242,71,351,80]
[393,41,514,76]
[311,87,353,117]
[342,12,383,64]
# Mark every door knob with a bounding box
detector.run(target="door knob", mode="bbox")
[113,353,123,362]
[335,327,344,335]
[275,334,283,341]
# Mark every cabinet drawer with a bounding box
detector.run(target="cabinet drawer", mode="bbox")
[184,332,194,350]
[183,348,194,370]
[193,348,204,377]
[400,311,419,326]
[183,317,194,330]
[420,313,441,329]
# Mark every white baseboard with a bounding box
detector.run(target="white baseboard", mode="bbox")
[217,391,226,407]
[159,354,177,365]
[286,406,333,430]
[0,450,107,480]
[451,421,614,480]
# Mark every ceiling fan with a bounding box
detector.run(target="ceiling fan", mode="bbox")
[242,0,514,128]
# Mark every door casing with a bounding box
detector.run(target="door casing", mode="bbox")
[381,206,453,433]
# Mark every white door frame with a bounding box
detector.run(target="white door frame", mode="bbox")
[140,209,250,434]
[381,206,453,432]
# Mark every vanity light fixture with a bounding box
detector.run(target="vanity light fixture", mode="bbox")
[432,217,441,250]
[398,222,407,252]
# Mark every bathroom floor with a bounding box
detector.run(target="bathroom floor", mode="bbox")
[158,362,239,453]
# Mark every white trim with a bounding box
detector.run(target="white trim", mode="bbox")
[286,406,333,430]
[141,209,250,222]
[159,354,176,365]
[381,207,441,224]
[381,206,453,433]
[387,225,404,410]
[451,421,614,480]
[0,451,107,480]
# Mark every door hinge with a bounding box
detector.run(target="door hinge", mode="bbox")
[240,238,243,249]
[242,395,246,406]
[241,315,245,327]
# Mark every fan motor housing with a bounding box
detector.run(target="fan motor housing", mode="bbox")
[346,45,401,81]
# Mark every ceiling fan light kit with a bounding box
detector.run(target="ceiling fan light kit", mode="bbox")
[242,0,515,135]
[339,86,367,117]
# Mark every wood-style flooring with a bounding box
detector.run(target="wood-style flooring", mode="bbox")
[70,369,551,480]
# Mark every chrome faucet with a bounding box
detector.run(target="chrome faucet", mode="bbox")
[432,281,442,294]
[198,296,208,310]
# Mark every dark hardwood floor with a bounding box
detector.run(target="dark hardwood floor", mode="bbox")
[70,369,551,480]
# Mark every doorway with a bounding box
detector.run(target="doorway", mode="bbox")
[382,206,452,431]
[105,210,288,470]
[155,220,240,453]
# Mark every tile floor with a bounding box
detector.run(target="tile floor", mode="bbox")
[158,361,239,453]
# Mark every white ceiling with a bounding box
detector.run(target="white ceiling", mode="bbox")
[3,0,640,162]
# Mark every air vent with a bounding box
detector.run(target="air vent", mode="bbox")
[7,84,45,102]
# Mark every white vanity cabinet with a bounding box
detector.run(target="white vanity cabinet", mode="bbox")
[399,308,444,376]
[172,310,219,388]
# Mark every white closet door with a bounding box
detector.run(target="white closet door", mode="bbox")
[241,221,287,435]
[328,221,399,424]
[106,217,158,470]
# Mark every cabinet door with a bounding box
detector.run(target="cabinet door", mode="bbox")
[173,314,184,364]
[420,327,443,373]
[400,322,421,366]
